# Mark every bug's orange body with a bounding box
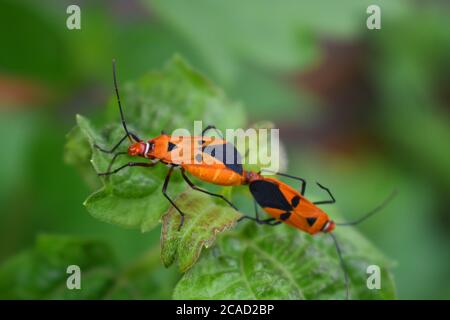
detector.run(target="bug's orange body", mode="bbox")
[242,171,395,300]
[183,162,245,186]
[128,134,246,186]
[246,172,335,235]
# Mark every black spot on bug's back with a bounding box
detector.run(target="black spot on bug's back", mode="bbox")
[280,211,291,221]
[306,217,317,227]
[291,195,300,207]
[202,143,243,175]
[168,142,177,152]
[249,180,292,211]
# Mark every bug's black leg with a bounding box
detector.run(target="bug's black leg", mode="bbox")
[106,152,128,174]
[254,199,261,221]
[313,182,336,205]
[94,133,129,153]
[238,216,280,225]
[238,200,281,226]
[243,144,253,163]
[244,147,250,159]
[181,169,238,210]
[260,170,307,195]
[162,166,186,231]
[202,125,223,138]
[97,161,155,176]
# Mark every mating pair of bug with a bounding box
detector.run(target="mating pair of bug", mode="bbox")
[94,60,396,300]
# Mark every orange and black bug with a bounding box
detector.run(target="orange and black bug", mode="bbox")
[94,60,245,230]
[240,170,397,299]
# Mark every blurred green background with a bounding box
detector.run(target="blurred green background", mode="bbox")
[0,0,449,299]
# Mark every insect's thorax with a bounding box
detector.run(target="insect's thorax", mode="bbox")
[146,135,245,185]
[149,135,204,165]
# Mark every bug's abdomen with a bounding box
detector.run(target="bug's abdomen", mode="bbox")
[249,178,329,235]
[183,164,245,186]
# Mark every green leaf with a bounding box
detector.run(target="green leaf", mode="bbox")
[174,223,396,300]
[64,125,101,190]
[161,190,242,272]
[0,235,180,299]
[65,55,246,232]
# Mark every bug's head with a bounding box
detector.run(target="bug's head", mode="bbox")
[128,142,145,156]
[128,141,153,158]
[321,220,336,233]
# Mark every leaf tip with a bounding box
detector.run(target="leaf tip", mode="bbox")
[75,114,85,125]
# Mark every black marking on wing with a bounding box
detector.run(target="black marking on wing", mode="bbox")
[249,180,292,211]
[306,217,317,227]
[202,143,243,175]
[168,142,177,152]
[280,211,291,221]
[291,195,300,207]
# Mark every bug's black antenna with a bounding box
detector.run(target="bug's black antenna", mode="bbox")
[329,232,349,300]
[112,59,133,142]
[335,190,397,226]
